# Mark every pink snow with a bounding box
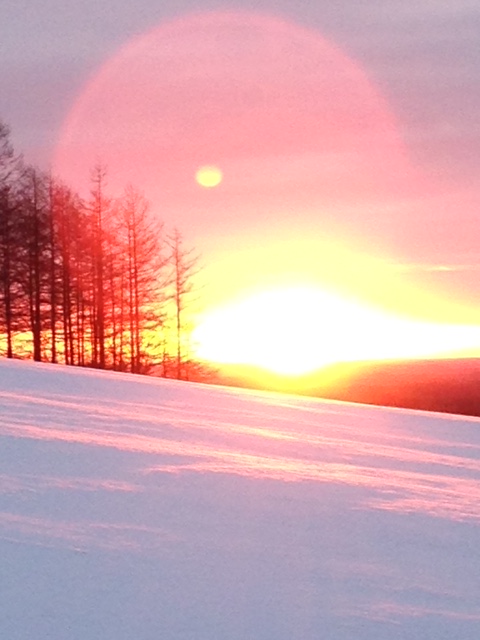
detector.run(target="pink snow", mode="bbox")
[1,358,479,639]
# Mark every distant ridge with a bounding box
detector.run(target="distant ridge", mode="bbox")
[205,358,480,419]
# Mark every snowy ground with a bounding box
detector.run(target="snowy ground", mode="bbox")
[1,358,480,640]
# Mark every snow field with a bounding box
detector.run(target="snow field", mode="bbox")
[1,358,480,639]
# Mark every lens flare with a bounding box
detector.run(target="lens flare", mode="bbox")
[195,166,223,188]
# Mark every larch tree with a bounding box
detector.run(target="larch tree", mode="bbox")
[167,228,199,380]
[0,121,24,358]
[0,120,204,379]
[49,179,85,365]
[118,185,167,373]
[88,165,112,368]
[18,167,52,362]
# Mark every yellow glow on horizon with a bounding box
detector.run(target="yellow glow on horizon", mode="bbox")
[192,285,480,375]
[196,232,480,333]
[195,165,223,188]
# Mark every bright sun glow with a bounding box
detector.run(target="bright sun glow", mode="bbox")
[192,286,480,375]
[195,165,223,188]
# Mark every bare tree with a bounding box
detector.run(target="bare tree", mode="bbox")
[0,121,203,379]
[118,185,167,373]
[0,121,24,357]
[167,228,199,380]
[18,167,51,362]
[88,165,112,368]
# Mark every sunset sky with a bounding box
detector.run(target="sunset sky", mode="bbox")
[2,0,480,371]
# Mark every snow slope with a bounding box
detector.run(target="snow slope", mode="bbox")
[1,358,480,640]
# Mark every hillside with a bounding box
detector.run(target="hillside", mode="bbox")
[1,358,480,639]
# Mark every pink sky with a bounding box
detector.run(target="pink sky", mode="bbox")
[2,1,480,324]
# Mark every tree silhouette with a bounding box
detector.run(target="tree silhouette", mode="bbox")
[0,121,24,358]
[167,228,199,380]
[0,119,203,379]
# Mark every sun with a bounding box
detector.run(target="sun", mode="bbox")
[195,165,223,188]
[192,285,480,376]
[192,286,376,375]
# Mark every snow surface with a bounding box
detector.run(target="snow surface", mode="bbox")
[1,358,480,639]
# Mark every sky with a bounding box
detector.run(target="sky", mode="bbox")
[2,0,480,366]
